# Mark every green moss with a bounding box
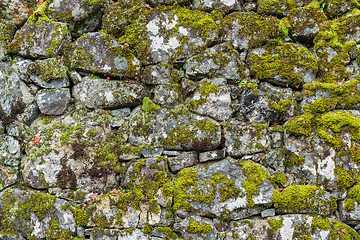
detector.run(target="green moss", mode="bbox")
[272,185,335,216]
[349,185,360,203]
[28,58,68,82]
[329,220,360,240]
[155,227,178,239]
[143,223,153,234]
[46,217,73,240]
[285,113,313,137]
[344,198,355,212]
[0,230,18,236]
[311,216,331,231]
[268,218,283,235]
[248,40,318,89]
[284,153,305,168]
[187,80,219,110]
[187,220,213,237]
[272,172,287,185]
[335,166,354,191]
[240,161,271,207]
[268,98,295,113]
[141,97,160,112]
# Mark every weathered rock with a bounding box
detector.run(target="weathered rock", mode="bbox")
[0,0,36,27]
[151,84,182,107]
[325,1,358,18]
[193,0,242,13]
[142,63,183,85]
[0,62,39,125]
[199,150,226,163]
[47,0,109,38]
[27,58,69,89]
[184,43,246,81]
[67,32,140,78]
[247,42,317,88]
[144,6,219,64]
[186,78,233,121]
[36,88,70,115]
[0,19,16,61]
[224,121,271,158]
[10,17,71,59]
[173,216,218,240]
[226,215,359,240]
[168,151,198,172]
[0,231,26,240]
[129,106,221,151]
[339,199,360,225]
[72,76,147,109]
[0,165,18,190]
[288,6,327,45]
[0,136,21,167]
[0,188,76,239]
[172,157,275,218]
[222,12,280,51]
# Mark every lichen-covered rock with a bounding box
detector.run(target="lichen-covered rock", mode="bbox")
[36,88,70,115]
[0,0,36,26]
[67,32,140,78]
[151,84,182,107]
[173,216,218,240]
[199,150,226,163]
[339,198,360,225]
[224,121,271,157]
[168,151,198,172]
[226,215,360,240]
[184,43,246,81]
[0,136,21,167]
[0,165,18,190]
[72,76,147,109]
[0,188,76,239]
[27,58,69,89]
[10,17,71,59]
[0,62,39,126]
[47,0,109,38]
[288,6,327,45]
[144,5,219,64]
[0,19,16,61]
[257,0,289,17]
[172,157,275,218]
[186,78,233,121]
[325,1,359,18]
[193,0,242,13]
[142,63,183,85]
[129,106,221,151]
[222,11,280,51]
[247,41,317,88]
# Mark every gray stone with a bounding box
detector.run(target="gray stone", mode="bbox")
[72,76,147,109]
[199,150,226,163]
[69,71,82,85]
[231,207,264,220]
[193,0,242,13]
[118,229,150,240]
[168,151,198,172]
[142,63,183,85]
[186,78,233,121]
[224,120,271,158]
[0,165,18,190]
[47,0,109,38]
[141,147,163,158]
[110,108,131,117]
[173,216,218,240]
[10,17,71,59]
[27,58,69,89]
[339,200,360,225]
[152,84,182,107]
[0,20,16,61]
[261,208,275,218]
[68,32,140,78]
[0,135,21,167]
[36,88,70,115]
[163,150,181,156]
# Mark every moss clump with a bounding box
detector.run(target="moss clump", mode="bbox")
[344,198,355,212]
[285,113,313,137]
[272,172,287,185]
[141,97,160,112]
[268,218,283,235]
[335,166,354,191]
[46,217,73,240]
[311,216,331,231]
[187,220,213,237]
[284,152,305,168]
[142,223,153,234]
[349,185,360,203]
[329,220,360,240]
[240,161,271,207]
[27,58,68,82]
[272,185,336,216]
[248,40,318,89]
[155,227,178,239]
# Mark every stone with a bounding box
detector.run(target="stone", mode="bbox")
[339,199,360,225]
[222,11,279,51]
[36,88,70,115]
[141,147,163,158]
[261,208,275,218]
[186,78,233,121]
[193,0,242,13]
[0,19,16,61]
[168,151,198,172]
[173,216,218,240]
[224,120,271,158]
[0,0,36,26]
[129,106,221,151]
[199,150,226,163]
[10,17,71,59]
[0,136,21,167]
[142,63,183,85]
[151,84,182,107]
[47,0,109,38]
[110,108,131,117]
[0,165,18,190]
[184,43,246,81]
[68,32,140,78]
[27,58,69,89]
[72,76,147,109]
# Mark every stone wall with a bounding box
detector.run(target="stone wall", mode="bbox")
[1,0,360,239]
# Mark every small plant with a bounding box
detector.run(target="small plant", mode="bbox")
[179,64,186,71]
